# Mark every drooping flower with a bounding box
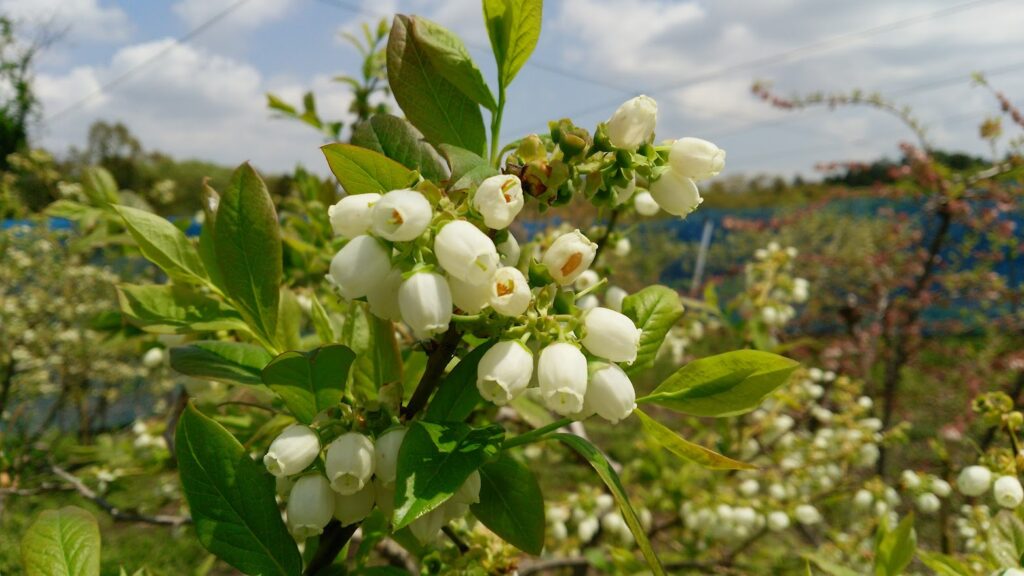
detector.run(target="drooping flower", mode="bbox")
[476,340,534,405]
[328,193,380,238]
[473,174,524,229]
[325,432,375,495]
[434,220,499,285]
[605,95,657,150]
[488,266,531,317]
[370,189,432,241]
[580,307,640,363]
[333,483,376,526]
[329,235,391,300]
[264,424,320,478]
[542,230,597,286]
[668,137,726,181]
[538,342,588,415]
[373,427,407,486]
[582,363,636,423]
[649,170,702,217]
[287,474,335,540]
[398,272,453,339]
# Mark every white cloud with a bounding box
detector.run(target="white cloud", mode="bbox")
[173,0,293,30]
[35,39,354,174]
[0,0,131,43]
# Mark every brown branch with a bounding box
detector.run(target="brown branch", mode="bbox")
[592,207,622,264]
[402,326,462,419]
[304,520,359,576]
[50,464,190,527]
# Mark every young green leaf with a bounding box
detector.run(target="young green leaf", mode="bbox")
[176,404,302,576]
[116,283,247,334]
[987,511,1024,569]
[550,433,665,575]
[874,513,916,576]
[482,0,542,89]
[387,14,487,155]
[321,142,417,196]
[411,17,498,111]
[622,285,685,375]
[917,551,973,576]
[351,114,449,182]
[20,506,100,576]
[81,166,120,207]
[261,344,356,424]
[471,452,545,555]
[424,339,495,423]
[639,350,799,417]
[309,292,337,344]
[213,163,282,342]
[113,204,208,284]
[392,421,505,529]
[275,287,302,352]
[803,553,862,576]
[634,408,755,470]
[170,341,273,386]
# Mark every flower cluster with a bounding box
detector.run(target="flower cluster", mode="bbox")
[746,242,809,330]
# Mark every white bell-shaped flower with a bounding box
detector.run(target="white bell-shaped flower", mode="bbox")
[287,474,335,540]
[333,483,376,526]
[451,470,481,506]
[434,220,500,285]
[633,190,660,216]
[538,342,588,416]
[613,237,631,258]
[472,174,524,229]
[325,432,375,495]
[373,427,407,486]
[582,363,636,423]
[328,193,380,238]
[766,511,790,532]
[398,272,453,339]
[541,230,597,286]
[574,270,600,292]
[649,170,702,217]
[366,266,403,322]
[605,95,657,150]
[581,307,640,363]
[370,189,432,241]
[958,465,992,497]
[373,478,395,517]
[605,286,628,313]
[448,275,490,314]
[498,233,521,266]
[489,266,531,317]
[916,493,941,515]
[669,137,726,181]
[275,475,295,500]
[476,340,534,406]
[793,504,821,525]
[995,476,1024,508]
[409,506,446,544]
[264,424,320,478]
[329,235,391,300]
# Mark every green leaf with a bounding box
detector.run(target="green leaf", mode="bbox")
[213,163,282,343]
[917,551,973,576]
[309,293,337,344]
[622,285,684,375]
[411,17,497,111]
[21,506,100,576]
[113,205,208,284]
[82,166,119,206]
[634,408,754,470]
[351,114,449,182]
[386,14,487,155]
[550,433,664,575]
[392,421,505,529]
[639,350,800,417]
[116,283,247,334]
[170,341,272,386]
[424,340,493,423]
[261,345,356,424]
[874,514,915,576]
[321,143,416,196]
[275,287,302,352]
[176,404,302,576]
[471,453,545,555]
[803,553,862,576]
[482,0,542,89]
[988,511,1024,568]
[437,144,496,191]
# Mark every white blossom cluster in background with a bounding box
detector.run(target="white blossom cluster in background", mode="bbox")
[746,242,809,334]
[544,487,652,553]
[323,95,727,426]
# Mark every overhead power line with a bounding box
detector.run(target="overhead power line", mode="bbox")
[44,0,254,125]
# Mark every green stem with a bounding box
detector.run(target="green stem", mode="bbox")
[503,418,573,449]
[575,278,608,300]
[490,88,506,167]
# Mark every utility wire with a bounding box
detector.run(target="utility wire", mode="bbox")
[44,0,254,124]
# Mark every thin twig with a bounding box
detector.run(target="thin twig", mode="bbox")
[304,520,359,576]
[402,326,462,419]
[50,464,190,527]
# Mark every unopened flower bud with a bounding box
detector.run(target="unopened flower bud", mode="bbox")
[398,272,453,339]
[287,474,335,540]
[489,266,531,317]
[477,340,534,406]
[329,235,391,300]
[767,511,790,532]
[669,137,725,181]
[958,466,992,497]
[473,175,524,229]
[613,237,631,257]
[538,342,588,415]
[371,189,432,241]
[582,363,636,423]
[448,275,490,314]
[581,307,640,363]
[916,492,941,515]
[633,190,660,216]
[374,427,407,485]
[434,220,499,284]
[142,347,164,368]
[452,470,481,506]
[605,95,657,150]
[498,233,521,266]
[328,193,380,238]
[605,286,628,312]
[264,424,320,478]
[333,483,375,526]
[542,230,597,286]
[649,170,702,217]
[794,504,821,525]
[325,432,375,495]
[932,479,952,498]
[994,476,1024,508]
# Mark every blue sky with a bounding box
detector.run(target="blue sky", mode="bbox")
[12,0,1024,179]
